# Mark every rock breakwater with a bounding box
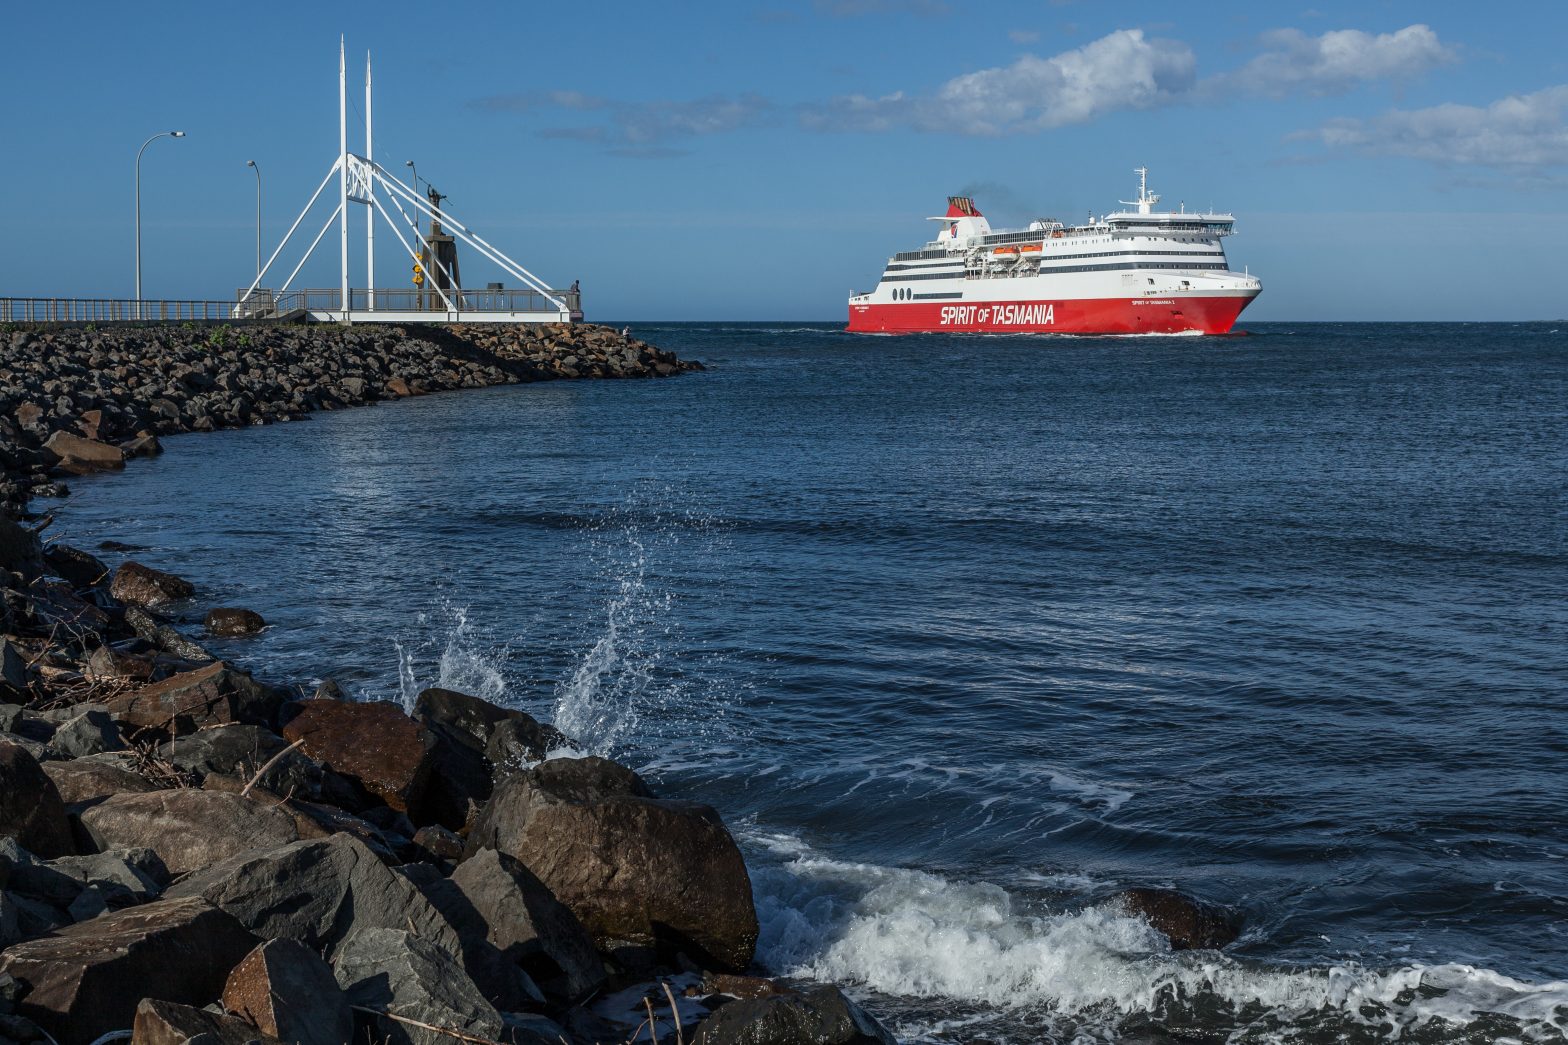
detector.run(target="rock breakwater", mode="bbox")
[0,524,900,1044]
[0,323,910,1044]
[0,321,701,515]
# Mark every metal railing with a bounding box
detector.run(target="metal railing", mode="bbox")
[4,288,584,324]
[0,298,247,323]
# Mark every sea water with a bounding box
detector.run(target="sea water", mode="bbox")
[53,322,1568,1042]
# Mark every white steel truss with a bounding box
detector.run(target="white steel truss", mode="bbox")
[234,37,570,324]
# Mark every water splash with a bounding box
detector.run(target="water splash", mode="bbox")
[551,482,747,767]
[391,599,513,713]
[552,529,665,754]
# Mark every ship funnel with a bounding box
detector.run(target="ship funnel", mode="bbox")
[946,196,983,218]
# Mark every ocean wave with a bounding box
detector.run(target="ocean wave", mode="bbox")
[744,829,1568,1043]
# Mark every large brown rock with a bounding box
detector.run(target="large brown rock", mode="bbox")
[463,757,758,971]
[42,757,156,806]
[109,561,194,607]
[222,939,352,1045]
[1111,888,1242,951]
[133,997,283,1045]
[77,790,303,875]
[105,661,283,737]
[0,895,256,1045]
[283,698,435,814]
[0,741,74,858]
[43,431,125,475]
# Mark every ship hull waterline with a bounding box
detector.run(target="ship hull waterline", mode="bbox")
[847,291,1258,336]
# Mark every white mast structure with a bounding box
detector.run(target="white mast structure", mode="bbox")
[235,36,571,324]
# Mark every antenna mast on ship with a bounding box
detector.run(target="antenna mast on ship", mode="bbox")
[1120,166,1161,215]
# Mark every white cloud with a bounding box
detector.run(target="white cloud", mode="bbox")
[802,29,1196,135]
[1216,24,1456,97]
[1300,84,1568,171]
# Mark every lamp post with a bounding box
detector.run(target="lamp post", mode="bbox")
[134,130,186,317]
[246,160,261,281]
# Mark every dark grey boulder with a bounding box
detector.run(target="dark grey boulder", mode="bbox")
[156,722,334,801]
[47,708,124,758]
[436,847,605,1004]
[0,742,73,858]
[333,927,502,1045]
[166,833,463,960]
[692,985,898,1045]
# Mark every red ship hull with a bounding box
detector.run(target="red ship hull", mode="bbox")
[847,293,1256,336]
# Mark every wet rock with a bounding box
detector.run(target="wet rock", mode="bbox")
[333,927,503,1045]
[41,432,125,474]
[433,847,605,1004]
[1111,887,1243,951]
[105,661,282,737]
[691,985,897,1045]
[132,996,283,1045]
[485,716,564,773]
[48,708,124,758]
[41,758,155,807]
[0,742,74,858]
[0,895,256,1045]
[77,790,303,875]
[702,972,796,1000]
[205,607,266,637]
[221,938,353,1045]
[282,698,436,815]
[411,688,566,830]
[166,833,463,959]
[41,545,108,591]
[109,561,194,607]
[463,757,758,971]
[414,687,565,755]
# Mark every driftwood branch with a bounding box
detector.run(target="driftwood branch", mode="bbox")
[239,737,305,798]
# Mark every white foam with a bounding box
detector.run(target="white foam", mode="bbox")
[745,830,1568,1042]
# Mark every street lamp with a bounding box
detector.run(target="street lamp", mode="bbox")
[246,160,261,280]
[134,130,186,317]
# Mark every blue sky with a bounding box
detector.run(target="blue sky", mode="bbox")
[6,0,1566,320]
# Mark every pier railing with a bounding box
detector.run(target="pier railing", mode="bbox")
[3,288,584,325]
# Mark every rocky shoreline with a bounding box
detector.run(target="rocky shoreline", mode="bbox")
[0,322,1238,1045]
[0,322,883,1045]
